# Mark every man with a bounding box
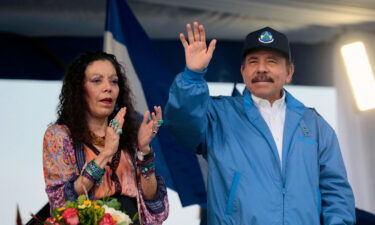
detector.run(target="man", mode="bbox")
[164,22,355,224]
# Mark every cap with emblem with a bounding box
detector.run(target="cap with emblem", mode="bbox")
[242,27,291,61]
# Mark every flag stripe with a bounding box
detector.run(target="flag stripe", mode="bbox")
[104,0,207,206]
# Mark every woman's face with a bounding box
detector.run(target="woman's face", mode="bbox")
[84,60,120,120]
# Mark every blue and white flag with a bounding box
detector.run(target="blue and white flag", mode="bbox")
[104,0,207,206]
[232,83,242,97]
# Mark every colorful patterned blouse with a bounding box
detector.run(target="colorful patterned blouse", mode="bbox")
[43,124,169,225]
[84,145,138,199]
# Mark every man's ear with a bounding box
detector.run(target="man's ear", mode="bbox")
[286,63,294,83]
[240,64,245,76]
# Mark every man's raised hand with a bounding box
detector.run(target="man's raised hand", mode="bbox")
[180,22,216,72]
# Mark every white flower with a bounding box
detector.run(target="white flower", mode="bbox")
[102,205,132,225]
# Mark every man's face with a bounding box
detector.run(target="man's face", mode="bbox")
[241,49,294,103]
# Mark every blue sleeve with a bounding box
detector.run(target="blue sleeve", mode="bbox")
[318,118,356,225]
[164,66,210,154]
[64,176,79,201]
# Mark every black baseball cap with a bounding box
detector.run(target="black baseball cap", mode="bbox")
[242,27,291,60]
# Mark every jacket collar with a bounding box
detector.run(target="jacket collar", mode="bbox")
[243,88,305,115]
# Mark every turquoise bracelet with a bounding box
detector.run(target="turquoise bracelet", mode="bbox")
[85,160,105,182]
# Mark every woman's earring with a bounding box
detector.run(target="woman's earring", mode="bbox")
[115,105,120,111]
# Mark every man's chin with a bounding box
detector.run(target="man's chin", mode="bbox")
[250,87,272,97]
[252,93,270,99]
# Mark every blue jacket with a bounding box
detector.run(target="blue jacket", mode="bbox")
[164,68,355,225]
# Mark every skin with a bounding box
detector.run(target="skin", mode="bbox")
[241,50,294,104]
[180,21,294,105]
[179,22,216,72]
[74,60,161,199]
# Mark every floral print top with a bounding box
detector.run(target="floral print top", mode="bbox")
[43,124,169,225]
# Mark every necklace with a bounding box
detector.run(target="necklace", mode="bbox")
[89,131,105,147]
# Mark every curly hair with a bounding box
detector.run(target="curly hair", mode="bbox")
[56,51,139,155]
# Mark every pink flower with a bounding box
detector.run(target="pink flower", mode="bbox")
[44,217,60,225]
[99,213,116,225]
[62,208,79,225]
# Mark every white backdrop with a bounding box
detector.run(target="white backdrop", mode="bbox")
[334,30,375,214]
[0,80,339,224]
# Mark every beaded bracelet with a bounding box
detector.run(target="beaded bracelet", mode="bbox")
[141,166,156,178]
[140,162,155,173]
[82,160,105,185]
[82,169,96,183]
[137,152,156,178]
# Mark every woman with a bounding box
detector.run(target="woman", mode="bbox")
[43,51,168,224]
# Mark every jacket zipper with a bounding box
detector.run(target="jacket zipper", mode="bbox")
[282,187,286,225]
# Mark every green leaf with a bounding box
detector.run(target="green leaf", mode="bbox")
[117,222,128,225]
[65,201,77,209]
[103,198,121,210]
[77,195,87,205]
[95,200,104,206]
[132,212,138,223]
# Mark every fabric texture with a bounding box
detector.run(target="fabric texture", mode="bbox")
[43,124,169,225]
[164,68,356,225]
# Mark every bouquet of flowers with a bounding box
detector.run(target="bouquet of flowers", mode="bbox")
[44,195,135,225]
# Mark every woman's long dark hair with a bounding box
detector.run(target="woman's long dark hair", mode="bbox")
[57,51,139,155]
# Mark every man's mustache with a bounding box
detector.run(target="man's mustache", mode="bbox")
[251,74,274,83]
